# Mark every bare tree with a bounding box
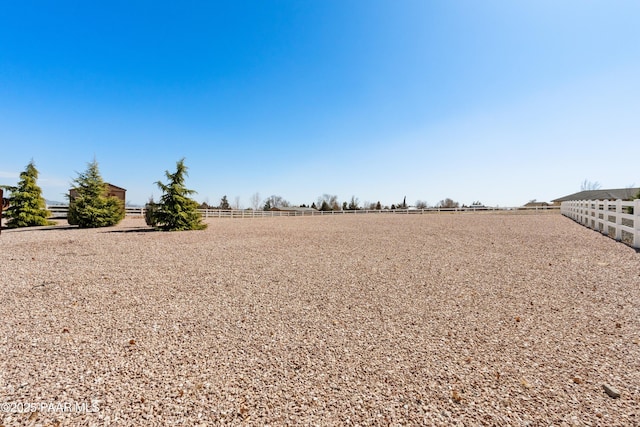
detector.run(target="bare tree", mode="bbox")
[621,184,638,200]
[233,196,241,210]
[437,198,459,209]
[250,192,261,211]
[264,195,290,210]
[580,179,601,191]
[347,196,359,210]
[415,200,428,209]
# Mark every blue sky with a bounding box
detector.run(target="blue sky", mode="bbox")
[1,1,639,207]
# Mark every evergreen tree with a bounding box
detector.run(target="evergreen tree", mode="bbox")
[146,158,206,231]
[219,195,230,210]
[311,202,317,209]
[2,160,54,228]
[68,160,125,228]
[375,201,382,210]
[263,200,272,211]
[144,196,159,227]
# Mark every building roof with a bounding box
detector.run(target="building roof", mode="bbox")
[552,188,640,203]
[105,183,127,191]
[69,183,127,192]
[524,201,550,207]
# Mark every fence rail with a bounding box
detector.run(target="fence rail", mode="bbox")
[47,206,147,219]
[561,199,640,249]
[45,204,559,220]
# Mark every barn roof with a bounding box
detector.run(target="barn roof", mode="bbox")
[69,183,126,192]
[105,183,127,191]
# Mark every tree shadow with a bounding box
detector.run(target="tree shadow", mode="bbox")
[103,227,157,233]
[0,224,156,234]
[1,224,78,232]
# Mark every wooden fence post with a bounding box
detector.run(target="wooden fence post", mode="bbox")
[615,199,622,241]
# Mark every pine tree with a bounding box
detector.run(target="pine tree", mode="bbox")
[146,158,206,231]
[219,195,230,210]
[67,160,125,228]
[2,160,54,228]
[144,196,159,227]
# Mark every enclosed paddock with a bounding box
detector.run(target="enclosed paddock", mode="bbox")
[1,214,639,425]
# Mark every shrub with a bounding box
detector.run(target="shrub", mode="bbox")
[144,197,160,227]
[67,160,125,228]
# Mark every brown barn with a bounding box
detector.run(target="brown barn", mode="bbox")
[69,183,126,204]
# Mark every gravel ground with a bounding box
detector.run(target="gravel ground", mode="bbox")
[1,213,639,426]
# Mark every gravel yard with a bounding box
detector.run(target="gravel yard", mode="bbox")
[1,213,639,426]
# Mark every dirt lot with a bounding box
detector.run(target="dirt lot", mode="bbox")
[1,213,639,426]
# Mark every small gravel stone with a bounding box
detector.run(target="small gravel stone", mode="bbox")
[603,384,621,399]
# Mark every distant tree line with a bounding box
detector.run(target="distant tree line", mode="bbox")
[191,193,470,212]
[199,193,468,212]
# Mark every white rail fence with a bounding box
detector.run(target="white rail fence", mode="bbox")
[46,204,559,220]
[561,199,640,249]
